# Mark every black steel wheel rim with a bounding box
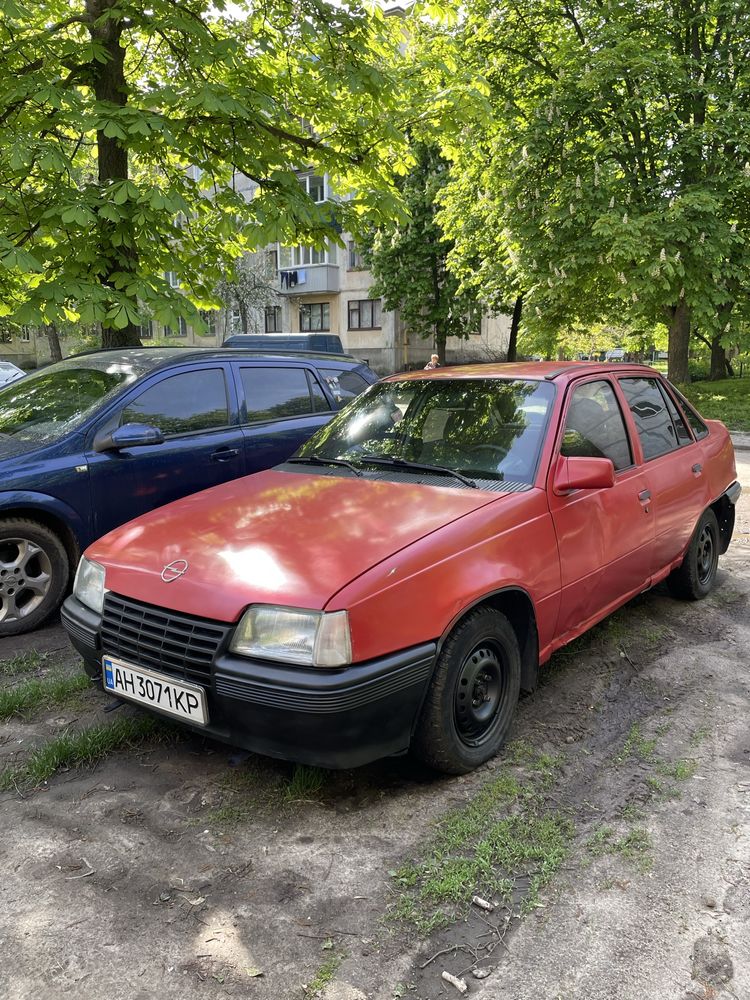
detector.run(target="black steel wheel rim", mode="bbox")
[454,640,508,747]
[696,524,715,586]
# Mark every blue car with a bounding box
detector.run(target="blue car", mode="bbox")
[0,347,377,636]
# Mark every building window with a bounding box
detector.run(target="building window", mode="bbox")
[348,241,364,269]
[265,306,282,333]
[20,327,31,342]
[199,310,217,338]
[139,321,153,339]
[300,174,326,203]
[348,298,381,330]
[300,302,330,332]
[266,248,278,272]
[280,245,327,268]
[164,271,179,288]
[229,307,242,334]
[175,317,188,337]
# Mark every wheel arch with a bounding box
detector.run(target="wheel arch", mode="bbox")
[438,587,540,694]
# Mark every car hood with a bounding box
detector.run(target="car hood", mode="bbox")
[89,470,502,621]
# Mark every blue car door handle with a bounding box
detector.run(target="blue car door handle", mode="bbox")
[211,447,240,462]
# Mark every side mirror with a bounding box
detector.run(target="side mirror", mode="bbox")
[553,455,615,495]
[93,422,165,453]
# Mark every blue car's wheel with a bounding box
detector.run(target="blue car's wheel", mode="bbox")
[0,519,69,636]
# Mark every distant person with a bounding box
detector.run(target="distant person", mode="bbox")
[424,354,441,370]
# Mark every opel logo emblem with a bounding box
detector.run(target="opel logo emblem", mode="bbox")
[161,559,189,583]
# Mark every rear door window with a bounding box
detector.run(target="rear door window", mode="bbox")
[241,367,316,422]
[619,377,689,459]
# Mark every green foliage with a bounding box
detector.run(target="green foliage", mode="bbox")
[439,1,750,376]
[364,141,483,360]
[0,0,440,344]
[681,377,750,430]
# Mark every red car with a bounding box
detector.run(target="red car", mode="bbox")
[62,363,740,774]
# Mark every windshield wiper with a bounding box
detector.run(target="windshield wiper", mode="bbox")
[360,454,477,488]
[287,455,362,477]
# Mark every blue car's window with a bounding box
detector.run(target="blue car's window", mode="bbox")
[321,368,371,408]
[119,369,229,435]
[298,378,556,484]
[241,367,316,422]
[0,367,134,446]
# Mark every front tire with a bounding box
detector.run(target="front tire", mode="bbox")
[413,607,521,774]
[0,519,69,636]
[667,508,719,601]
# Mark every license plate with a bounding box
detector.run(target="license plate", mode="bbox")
[103,655,208,725]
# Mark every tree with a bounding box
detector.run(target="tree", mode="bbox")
[364,142,482,364]
[0,1,415,348]
[214,252,281,339]
[439,0,750,382]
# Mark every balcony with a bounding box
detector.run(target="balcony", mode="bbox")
[278,265,340,295]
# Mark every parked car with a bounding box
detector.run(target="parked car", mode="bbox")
[0,361,25,387]
[0,347,377,636]
[223,333,345,354]
[63,362,740,773]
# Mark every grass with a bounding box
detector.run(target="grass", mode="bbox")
[657,758,699,781]
[614,723,657,765]
[0,714,171,790]
[304,953,343,997]
[284,764,327,802]
[680,377,750,431]
[389,758,573,933]
[586,824,653,872]
[0,672,90,720]
[0,650,60,676]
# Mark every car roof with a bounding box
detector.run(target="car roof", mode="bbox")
[385,361,662,384]
[65,346,366,369]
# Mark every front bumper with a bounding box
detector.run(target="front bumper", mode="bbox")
[61,595,437,769]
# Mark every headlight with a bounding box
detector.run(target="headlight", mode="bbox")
[230,606,351,668]
[73,556,106,614]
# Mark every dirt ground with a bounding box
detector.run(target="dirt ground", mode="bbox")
[1,455,748,1000]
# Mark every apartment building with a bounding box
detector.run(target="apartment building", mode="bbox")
[1,170,510,374]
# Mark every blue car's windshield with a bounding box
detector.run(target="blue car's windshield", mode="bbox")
[0,357,146,447]
[297,377,555,485]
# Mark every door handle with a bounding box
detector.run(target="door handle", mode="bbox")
[211,447,239,462]
[638,490,651,502]
[692,463,702,475]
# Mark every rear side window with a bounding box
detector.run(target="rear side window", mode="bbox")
[668,382,709,440]
[561,380,632,471]
[321,368,371,408]
[619,377,689,459]
[656,382,692,446]
[241,367,319,422]
[119,369,229,435]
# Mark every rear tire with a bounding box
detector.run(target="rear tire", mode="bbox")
[667,508,719,601]
[412,607,521,774]
[0,518,69,636]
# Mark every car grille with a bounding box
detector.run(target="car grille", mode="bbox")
[101,593,230,684]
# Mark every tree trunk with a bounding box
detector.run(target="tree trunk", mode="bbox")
[87,0,141,349]
[44,323,63,362]
[435,326,447,366]
[667,300,690,383]
[507,294,522,362]
[708,334,727,381]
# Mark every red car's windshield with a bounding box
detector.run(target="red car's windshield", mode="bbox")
[297,378,556,484]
